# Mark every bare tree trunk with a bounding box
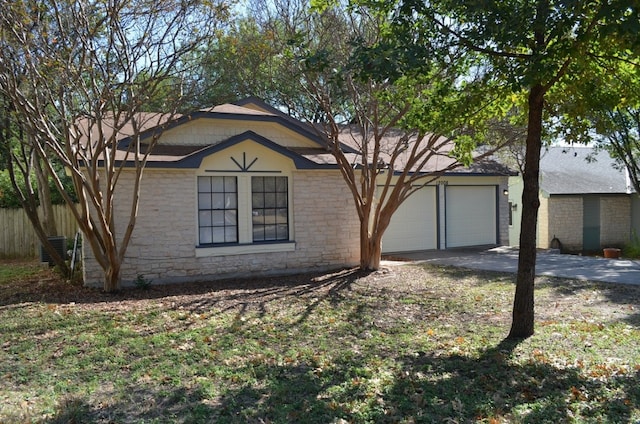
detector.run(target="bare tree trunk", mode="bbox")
[360,229,383,270]
[359,216,374,270]
[508,83,544,339]
[359,200,394,271]
[103,259,122,293]
[6,158,70,274]
[33,154,57,236]
[0,115,69,275]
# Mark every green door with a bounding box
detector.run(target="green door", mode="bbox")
[583,196,600,251]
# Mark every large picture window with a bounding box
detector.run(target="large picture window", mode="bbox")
[198,176,238,244]
[252,176,289,242]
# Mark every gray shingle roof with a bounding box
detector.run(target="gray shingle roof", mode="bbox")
[540,146,632,195]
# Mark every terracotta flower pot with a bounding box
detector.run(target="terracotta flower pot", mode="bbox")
[603,248,621,259]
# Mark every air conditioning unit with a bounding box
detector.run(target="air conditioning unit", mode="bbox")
[40,236,66,265]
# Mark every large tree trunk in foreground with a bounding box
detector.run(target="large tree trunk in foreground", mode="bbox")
[508,84,545,339]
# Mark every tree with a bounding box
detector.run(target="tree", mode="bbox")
[555,60,640,194]
[256,0,513,270]
[181,18,284,109]
[598,107,640,192]
[388,0,639,337]
[0,0,229,291]
[0,94,71,272]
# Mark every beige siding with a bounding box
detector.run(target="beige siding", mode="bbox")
[82,169,359,287]
[158,119,318,148]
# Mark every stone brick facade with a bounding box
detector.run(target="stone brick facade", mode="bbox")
[600,196,631,247]
[536,194,632,251]
[544,196,583,251]
[82,169,360,287]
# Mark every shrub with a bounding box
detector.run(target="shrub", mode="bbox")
[623,230,640,258]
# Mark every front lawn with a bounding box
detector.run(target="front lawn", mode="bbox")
[1,261,639,423]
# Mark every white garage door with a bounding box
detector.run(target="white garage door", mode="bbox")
[446,186,496,248]
[383,187,437,253]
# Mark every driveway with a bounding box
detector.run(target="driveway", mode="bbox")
[385,246,640,285]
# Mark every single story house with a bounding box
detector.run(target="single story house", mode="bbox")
[508,146,640,252]
[81,98,513,286]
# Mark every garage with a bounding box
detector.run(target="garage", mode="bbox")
[382,186,438,253]
[445,185,497,248]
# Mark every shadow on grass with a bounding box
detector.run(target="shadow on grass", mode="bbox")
[43,386,220,424]
[0,266,365,309]
[535,277,640,327]
[422,263,640,327]
[41,339,640,424]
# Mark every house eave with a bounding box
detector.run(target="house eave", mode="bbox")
[113,130,341,170]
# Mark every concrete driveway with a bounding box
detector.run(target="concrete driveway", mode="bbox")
[386,246,640,285]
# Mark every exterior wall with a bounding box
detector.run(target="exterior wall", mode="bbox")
[509,174,636,251]
[545,196,583,251]
[600,196,631,247]
[537,195,550,248]
[496,177,510,246]
[158,119,317,148]
[536,194,632,252]
[632,195,640,238]
[82,168,359,287]
[507,175,524,246]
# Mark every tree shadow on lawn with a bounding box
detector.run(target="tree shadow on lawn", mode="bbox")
[426,264,640,327]
[41,339,640,424]
[175,267,364,321]
[0,266,364,310]
[535,278,640,327]
[42,385,220,424]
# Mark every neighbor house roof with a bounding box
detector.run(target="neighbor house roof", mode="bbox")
[539,146,632,195]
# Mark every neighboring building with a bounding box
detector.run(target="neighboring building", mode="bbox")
[508,146,640,252]
[80,98,513,286]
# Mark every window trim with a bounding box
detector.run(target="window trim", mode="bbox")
[197,176,239,245]
[251,175,290,242]
[195,241,296,257]
[195,172,294,255]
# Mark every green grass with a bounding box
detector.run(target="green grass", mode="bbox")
[0,261,46,285]
[1,262,639,423]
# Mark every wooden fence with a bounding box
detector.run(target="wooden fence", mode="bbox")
[0,205,79,258]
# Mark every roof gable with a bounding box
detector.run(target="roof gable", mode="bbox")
[119,103,328,149]
[141,131,335,170]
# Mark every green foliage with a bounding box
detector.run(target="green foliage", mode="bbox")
[552,58,640,192]
[134,274,152,290]
[624,230,640,259]
[0,262,45,283]
[0,171,25,208]
[182,18,293,110]
[0,169,76,209]
[376,0,640,339]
